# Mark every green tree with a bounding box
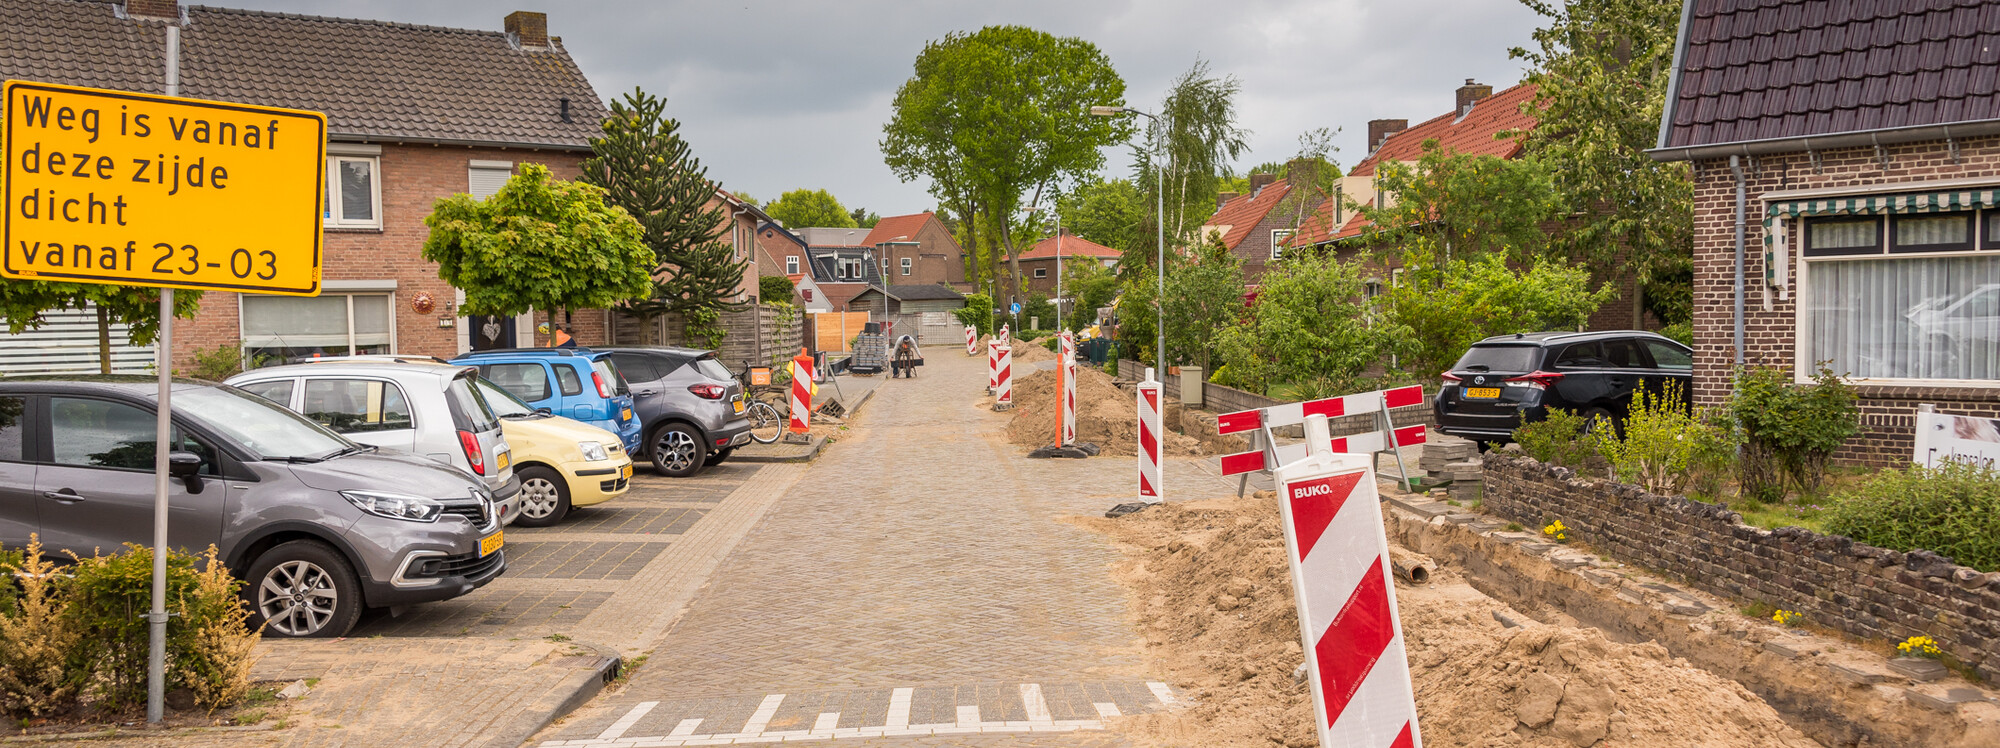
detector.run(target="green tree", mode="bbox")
[1159,238,1245,371]
[1360,139,1561,267]
[1381,250,1614,377]
[1062,257,1121,331]
[1113,274,1157,366]
[1215,250,1383,395]
[1056,177,1145,252]
[850,207,881,228]
[581,88,749,346]
[422,164,653,339]
[1512,0,1693,326]
[758,275,796,304]
[765,188,856,229]
[0,282,200,372]
[881,25,1129,301]
[1129,57,1251,270]
[952,292,995,337]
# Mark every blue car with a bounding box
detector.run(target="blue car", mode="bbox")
[450,348,643,455]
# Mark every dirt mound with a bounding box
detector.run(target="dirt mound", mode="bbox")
[1005,365,1202,456]
[1004,339,1056,364]
[1077,495,1820,748]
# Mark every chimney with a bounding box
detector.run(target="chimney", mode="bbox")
[505,10,549,49]
[125,0,179,19]
[1248,173,1277,194]
[1367,119,1408,154]
[1216,191,1240,209]
[1456,78,1494,117]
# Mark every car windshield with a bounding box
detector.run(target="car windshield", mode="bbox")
[173,386,355,460]
[474,378,536,418]
[592,359,630,396]
[445,373,501,432]
[694,357,733,382]
[1452,344,1541,373]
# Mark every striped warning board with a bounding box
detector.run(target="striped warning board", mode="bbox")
[1217,385,1425,435]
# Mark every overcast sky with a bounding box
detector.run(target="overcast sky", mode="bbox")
[227,0,1547,217]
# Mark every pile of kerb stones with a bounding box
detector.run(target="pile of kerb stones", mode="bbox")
[1419,434,1483,501]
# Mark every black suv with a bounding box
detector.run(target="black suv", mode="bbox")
[1433,330,1694,447]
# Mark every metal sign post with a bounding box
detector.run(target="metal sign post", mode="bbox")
[3,38,325,722]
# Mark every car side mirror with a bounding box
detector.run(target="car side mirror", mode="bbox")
[536,407,553,416]
[168,451,204,493]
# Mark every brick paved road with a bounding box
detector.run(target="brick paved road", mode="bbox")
[536,351,1237,747]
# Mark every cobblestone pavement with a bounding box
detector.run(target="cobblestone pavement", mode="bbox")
[535,350,1237,747]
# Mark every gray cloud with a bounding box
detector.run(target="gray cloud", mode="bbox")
[220,1,1543,215]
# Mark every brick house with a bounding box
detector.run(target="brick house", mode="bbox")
[1199,171,1321,282]
[1016,231,1120,297]
[1651,0,2000,463]
[861,212,972,291]
[0,0,620,369]
[805,245,883,313]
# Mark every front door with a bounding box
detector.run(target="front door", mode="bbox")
[469,315,516,351]
[34,397,227,557]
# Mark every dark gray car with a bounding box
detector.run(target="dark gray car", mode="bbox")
[601,347,753,477]
[0,378,506,638]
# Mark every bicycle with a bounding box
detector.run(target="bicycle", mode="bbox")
[737,360,791,444]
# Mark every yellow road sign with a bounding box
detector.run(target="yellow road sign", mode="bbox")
[2,80,326,295]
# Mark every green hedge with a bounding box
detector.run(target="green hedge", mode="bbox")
[1822,461,2000,572]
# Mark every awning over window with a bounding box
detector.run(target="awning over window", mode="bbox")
[1766,189,2000,219]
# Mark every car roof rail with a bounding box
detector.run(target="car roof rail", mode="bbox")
[453,347,591,358]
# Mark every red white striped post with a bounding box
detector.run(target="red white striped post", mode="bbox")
[965,325,978,356]
[1059,331,1077,446]
[1276,413,1422,748]
[1136,367,1162,503]
[994,345,1012,410]
[788,350,814,435]
[997,324,1009,345]
[987,341,999,393]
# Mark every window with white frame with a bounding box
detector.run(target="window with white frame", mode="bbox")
[840,258,863,279]
[1033,267,1047,278]
[900,257,912,275]
[786,255,800,275]
[1798,208,2000,382]
[1271,229,1295,259]
[324,156,382,228]
[242,293,393,362]
[467,160,513,200]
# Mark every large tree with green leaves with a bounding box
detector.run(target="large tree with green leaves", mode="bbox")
[1214,249,1384,395]
[1159,237,1246,371]
[765,188,856,229]
[582,88,748,346]
[1055,177,1145,254]
[423,164,653,342]
[1512,0,1692,327]
[1381,251,1614,377]
[1359,139,1562,266]
[1129,57,1251,271]
[881,25,1129,301]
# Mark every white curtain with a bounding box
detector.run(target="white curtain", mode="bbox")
[1810,255,2000,380]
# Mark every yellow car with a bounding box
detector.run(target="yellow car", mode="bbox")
[474,377,633,527]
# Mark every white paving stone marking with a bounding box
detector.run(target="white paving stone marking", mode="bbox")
[1148,681,1177,705]
[596,701,658,741]
[1019,683,1052,723]
[1093,702,1122,719]
[741,693,785,734]
[667,718,701,737]
[812,712,839,732]
[886,686,913,729]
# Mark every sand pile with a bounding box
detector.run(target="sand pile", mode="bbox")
[1005,365,1202,456]
[1005,338,1056,364]
[1079,495,1820,748]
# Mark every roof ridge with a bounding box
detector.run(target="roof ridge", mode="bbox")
[187,3,525,41]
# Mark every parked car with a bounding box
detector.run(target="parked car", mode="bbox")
[448,348,643,457]
[225,361,522,525]
[1433,330,1693,447]
[599,347,753,477]
[0,377,505,637]
[471,376,633,526]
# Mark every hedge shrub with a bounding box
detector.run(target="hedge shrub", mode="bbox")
[1822,461,2000,572]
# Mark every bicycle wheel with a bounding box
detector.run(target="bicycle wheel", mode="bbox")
[746,400,786,444]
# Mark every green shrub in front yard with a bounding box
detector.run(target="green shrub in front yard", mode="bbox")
[1731,365,1859,501]
[1593,383,1735,496]
[1821,461,2000,572]
[1514,408,1595,468]
[0,537,85,717]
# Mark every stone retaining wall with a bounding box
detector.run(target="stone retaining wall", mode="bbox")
[1483,452,2000,681]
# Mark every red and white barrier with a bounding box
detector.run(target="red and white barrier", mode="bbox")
[1137,367,1162,503]
[997,324,1009,344]
[965,325,978,356]
[987,343,999,393]
[1216,384,1427,479]
[788,350,815,435]
[1059,332,1077,446]
[1222,427,1428,476]
[1277,414,1422,748]
[994,345,1013,409]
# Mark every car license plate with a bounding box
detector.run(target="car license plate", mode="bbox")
[620,463,633,479]
[621,408,632,421]
[495,451,510,470]
[479,531,503,557]
[1466,387,1502,399]
[733,399,744,414]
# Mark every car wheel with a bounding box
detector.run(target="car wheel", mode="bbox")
[244,540,362,638]
[650,423,707,477]
[1581,407,1622,439]
[513,466,571,527]
[710,447,734,465]
[1474,440,1492,454]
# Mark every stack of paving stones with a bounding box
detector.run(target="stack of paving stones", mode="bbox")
[1419,435,1482,499]
[1481,452,2000,683]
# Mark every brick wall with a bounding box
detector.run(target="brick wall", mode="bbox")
[1688,135,2000,464]
[1235,197,1324,282]
[1483,452,2000,682]
[171,144,586,369]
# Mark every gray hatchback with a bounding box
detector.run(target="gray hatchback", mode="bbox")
[0,378,506,637]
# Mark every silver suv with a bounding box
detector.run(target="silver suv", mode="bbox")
[0,378,505,637]
[226,361,521,525]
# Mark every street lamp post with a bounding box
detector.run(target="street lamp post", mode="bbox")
[1089,105,1165,385]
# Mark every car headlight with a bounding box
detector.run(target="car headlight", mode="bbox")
[577,441,609,461]
[340,490,444,522]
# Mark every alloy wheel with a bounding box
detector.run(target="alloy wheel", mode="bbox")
[519,476,561,519]
[257,560,339,636]
[657,429,699,472]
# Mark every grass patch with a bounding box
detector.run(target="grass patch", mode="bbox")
[611,653,650,689]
